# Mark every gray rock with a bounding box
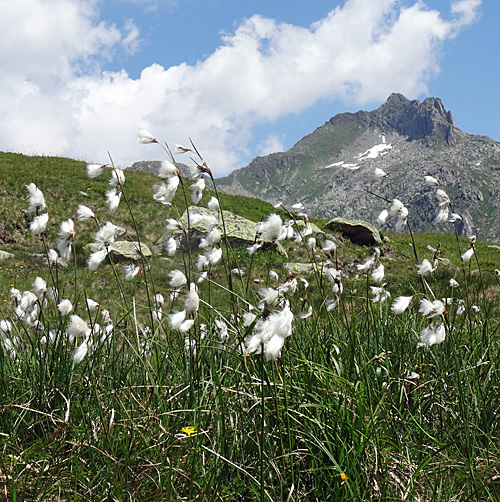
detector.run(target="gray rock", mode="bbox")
[325,218,382,246]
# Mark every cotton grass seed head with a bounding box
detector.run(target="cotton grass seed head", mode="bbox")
[391,296,412,314]
[137,130,157,144]
[30,213,49,236]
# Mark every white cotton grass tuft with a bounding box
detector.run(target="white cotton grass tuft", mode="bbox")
[375,168,388,178]
[167,310,186,331]
[377,209,389,225]
[166,237,178,257]
[418,323,446,347]
[322,239,336,253]
[86,298,99,311]
[57,299,73,316]
[389,199,404,216]
[395,206,408,232]
[72,340,89,364]
[419,299,445,319]
[325,298,339,311]
[258,214,283,242]
[168,269,187,289]
[424,175,439,187]
[391,296,412,314]
[67,315,90,343]
[371,264,385,284]
[269,270,279,282]
[435,189,451,207]
[205,247,222,266]
[30,213,49,236]
[95,222,121,247]
[172,143,191,154]
[449,278,459,288]
[137,130,157,144]
[123,264,140,281]
[59,219,75,241]
[357,256,375,272]
[109,168,125,188]
[47,249,59,266]
[191,178,205,204]
[207,196,220,212]
[87,249,107,271]
[179,319,195,333]
[435,206,449,223]
[449,213,462,222]
[461,248,475,263]
[77,205,95,222]
[153,177,180,205]
[417,258,435,276]
[184,283,200,314]
[32,276,47,298]
[200,227,221,248]
[26,183,46,213]
[106,188,122,213]
[86,164,106,178]
[370,286,391,303]
[247,242,262,255]
[257,287,279,308]
[307,237,316,250]
[158,160,179,178]
[245,301,293,361]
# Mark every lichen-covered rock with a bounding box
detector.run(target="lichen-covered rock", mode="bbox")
[326,218,382,246]
[0,250,14,260]
[292,220,325,237]
[154,206,287,255]
[85,241,152,259]
[284,261,334,275]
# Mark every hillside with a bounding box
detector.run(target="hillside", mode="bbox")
[216,93,500,241]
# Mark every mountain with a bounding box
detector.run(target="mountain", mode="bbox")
[216,93,500,241]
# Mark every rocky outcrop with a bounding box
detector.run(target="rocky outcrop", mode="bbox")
[371,93,456,144]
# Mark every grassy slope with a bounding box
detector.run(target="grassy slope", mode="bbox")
[1,152,500,500]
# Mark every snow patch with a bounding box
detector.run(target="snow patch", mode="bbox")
[324,161,360,170]
[323,136,393,170]
[357,142,393,161]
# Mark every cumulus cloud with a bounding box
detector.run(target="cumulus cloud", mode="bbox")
[0,0,482,175]
[257,134,285,157]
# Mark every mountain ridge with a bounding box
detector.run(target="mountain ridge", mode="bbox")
[216,93,500,241]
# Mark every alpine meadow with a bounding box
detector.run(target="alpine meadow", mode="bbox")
[1,126,500,502]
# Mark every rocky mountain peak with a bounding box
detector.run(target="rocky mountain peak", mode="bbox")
[371,93,456,145]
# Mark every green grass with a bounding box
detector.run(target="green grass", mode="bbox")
[1,151,500,501]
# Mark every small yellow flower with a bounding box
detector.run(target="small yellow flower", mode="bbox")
[181,426,196,436]
[340,473,348,485]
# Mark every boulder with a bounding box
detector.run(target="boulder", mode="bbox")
[154,206,287,255]
[85,241,152,259]
[326,218,382,246]
[0,250,14,260]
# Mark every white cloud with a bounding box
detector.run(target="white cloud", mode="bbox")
[257,134,285,157]
[0,0,482,175]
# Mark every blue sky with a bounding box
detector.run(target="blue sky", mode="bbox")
[0,0,497,176]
